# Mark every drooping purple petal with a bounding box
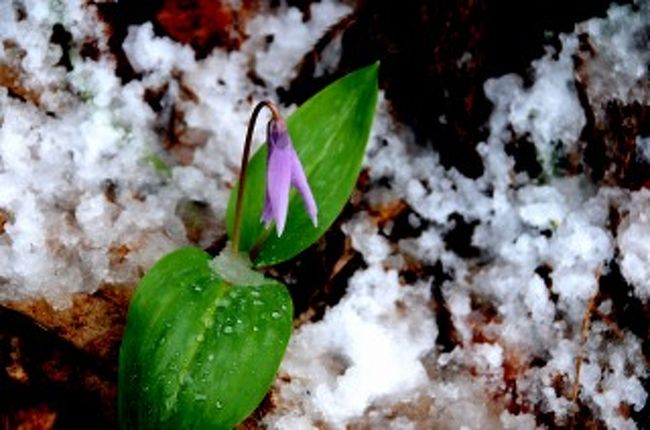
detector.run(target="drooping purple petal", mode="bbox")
[261,188,273,226]
[261,116,319,236]
[289,147,318,227]
[266,144,292,235]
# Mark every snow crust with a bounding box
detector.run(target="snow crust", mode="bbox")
[269,3,649,429]
[0,1,350,306]
[619,190,650,299]
[0,0,647,428]
[268,265,435,428]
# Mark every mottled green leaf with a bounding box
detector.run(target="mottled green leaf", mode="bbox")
[118,247,293,430]
[226,63,379,266]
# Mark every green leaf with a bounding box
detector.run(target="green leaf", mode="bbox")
[119,247,293,430]
[226,63,379,266]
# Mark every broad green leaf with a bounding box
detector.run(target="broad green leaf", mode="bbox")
[226,63,379,266]
[119,247,293,430]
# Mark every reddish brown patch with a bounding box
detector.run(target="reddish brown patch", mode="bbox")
[9,403,57,430]
[0,209,9,235]
[40,351,74,383]
[467,298,501,344]
[155,0,244,56]
[367,199,409,228]
[5,285,132,362]
[618,402,632,420]
[327,236,354,282]
[0,293,126,429]
[163,105,210,167]
[6,337,29,383]
[79,38,101,61]
[500,347,535,415]
[108,244,130,266]
[0,63,41,106]
[236,386,278,429]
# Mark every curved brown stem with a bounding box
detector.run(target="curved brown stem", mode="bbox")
[231,100,281,254]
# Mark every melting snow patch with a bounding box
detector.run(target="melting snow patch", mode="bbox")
[268,265,435,428]
[618,190,650,299]
[0,0,350,306]
[0,0,647,428]
[271,4,648,428]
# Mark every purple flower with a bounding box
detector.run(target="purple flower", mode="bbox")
[261,118,318,236]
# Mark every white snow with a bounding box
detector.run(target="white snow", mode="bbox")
[270,3,649,429]
[618,190,650,299]
[0,1,349,306]
[485,33,586,172]
[246,2,351,89]
[0,0,648,428]
[267,264,435,427]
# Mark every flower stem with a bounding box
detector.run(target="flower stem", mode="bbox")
[249,226,272,262]
[231,100,281,254]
